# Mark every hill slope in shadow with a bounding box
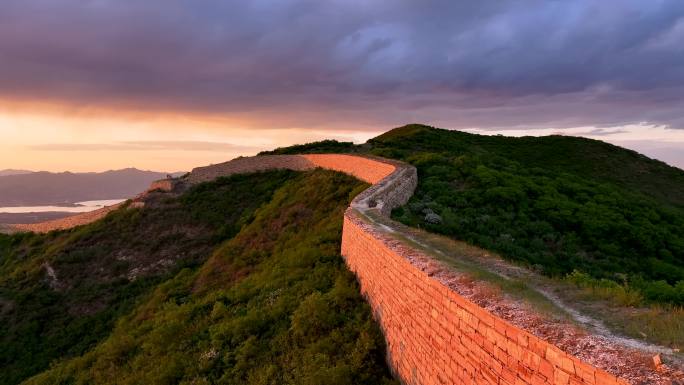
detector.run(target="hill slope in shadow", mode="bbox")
[0,169,395,385]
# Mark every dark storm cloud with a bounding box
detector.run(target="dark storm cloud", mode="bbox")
[2,0,684,129]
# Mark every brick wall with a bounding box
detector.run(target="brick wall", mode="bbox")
[341,214,629,385]
[303,154,397,184]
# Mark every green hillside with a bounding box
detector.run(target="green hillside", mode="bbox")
[371,124,684,207]
[371,125,684,305]
[261,139,357,155]
[279,124,684,306]
[0,170,395,385]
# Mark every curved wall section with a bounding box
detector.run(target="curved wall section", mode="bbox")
[303,154,397,184]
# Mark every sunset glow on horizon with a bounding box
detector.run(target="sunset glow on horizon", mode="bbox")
[2,1,684,172]
[3,100,684,172]
[0,100,383,172]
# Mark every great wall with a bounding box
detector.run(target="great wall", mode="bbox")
[4,154,682,385]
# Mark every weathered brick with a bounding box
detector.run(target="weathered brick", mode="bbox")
[539,358,555,380]
[595,369,621,385]
[554,369,571,385]
[531,373,549,385]
[574,363,595,383]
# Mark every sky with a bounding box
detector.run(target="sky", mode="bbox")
[1,0,683,172]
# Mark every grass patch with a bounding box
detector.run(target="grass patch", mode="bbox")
[622,307,684,350]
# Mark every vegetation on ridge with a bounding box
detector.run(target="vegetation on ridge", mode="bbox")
[273,124,684,307]
[260,139,357,155]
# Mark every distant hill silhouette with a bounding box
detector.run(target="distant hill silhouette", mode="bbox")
[0,168,182,206]
[0,169,32,177]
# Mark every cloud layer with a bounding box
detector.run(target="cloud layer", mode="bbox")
[28,141,259,152]
[2,0,684,130]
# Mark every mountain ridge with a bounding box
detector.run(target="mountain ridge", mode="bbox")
[0,168,185,206]
[0,169,32,177]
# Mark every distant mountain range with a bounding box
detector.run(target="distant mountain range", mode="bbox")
[0,168,184,206]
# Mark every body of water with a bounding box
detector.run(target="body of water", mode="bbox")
[0,199,127,213]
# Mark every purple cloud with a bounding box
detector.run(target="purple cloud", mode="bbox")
[1,0,684,130]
